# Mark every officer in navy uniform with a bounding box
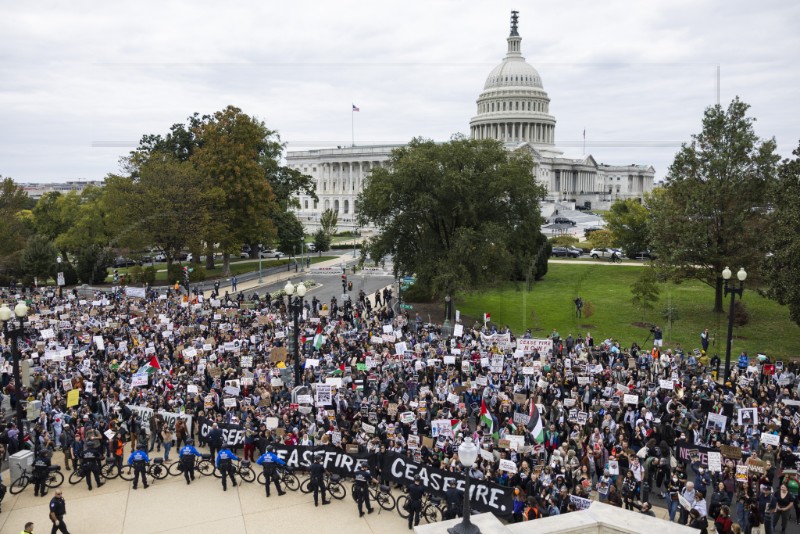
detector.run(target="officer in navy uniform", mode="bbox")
[353,464,376,517]
[178,439,202,485]
[81,446,104,491]
[49,490,69,534]
[216,448,239,491]
[33,449,51,497]
[444,479,464,520]
[406,476,426,530]
[127,446,150,490]
[309,455,330,506]
[255,445,287,497]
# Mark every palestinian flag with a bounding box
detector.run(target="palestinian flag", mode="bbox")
[450,419,462,436]
[526,401,545,443]
[479,399,497,439]
[313,325,325,350]
[143,356,161,375]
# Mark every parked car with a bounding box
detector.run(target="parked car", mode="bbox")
[259,249,284,259]
[305,242,316,252]
[552,217,576,226]
[551,246,581,258]
[590,248,622,259]
[566,246,583,257]
[113,257,139,268]
[626,250,656,260]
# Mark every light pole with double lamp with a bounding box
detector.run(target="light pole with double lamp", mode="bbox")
[449,437,481,534]
[284,281,306,387]
[722,266,747,383]
[0,302,30,435]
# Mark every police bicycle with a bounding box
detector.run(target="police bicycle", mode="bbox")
[396,491,445,523]
[257,466,300,491]
[167,454,216,477]
[350,480,396,512]
[212,459,256,483]
[299,471,347,499]
[120,458,169,482]
[10,465,64,495]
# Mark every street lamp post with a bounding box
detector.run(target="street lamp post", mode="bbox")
[285,281,307,388]
[449,437,480,534]
[442,295,453,338]
[0,302,30,436]
[56,255,63,299]
[722,266,747,383]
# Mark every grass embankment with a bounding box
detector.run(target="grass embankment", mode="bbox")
[448,264,800,358]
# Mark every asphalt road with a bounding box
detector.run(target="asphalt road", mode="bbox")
[241,271,397,305]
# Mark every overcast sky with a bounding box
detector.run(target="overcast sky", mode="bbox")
[2,0,798,183]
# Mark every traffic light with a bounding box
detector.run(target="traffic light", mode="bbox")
[341,275,347,292]
[113,269,119,284]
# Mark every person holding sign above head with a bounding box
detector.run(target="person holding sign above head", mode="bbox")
[309,454,330,506]
[216,448,239,491]
[178,439,202,485]
[256,445,286,497]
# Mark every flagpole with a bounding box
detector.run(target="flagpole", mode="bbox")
[351,106,355,147]
[583,128,586,156]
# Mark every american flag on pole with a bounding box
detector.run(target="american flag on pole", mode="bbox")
[352,104,360,112]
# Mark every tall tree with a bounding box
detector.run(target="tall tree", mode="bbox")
[320,208,338,237]
[0,178,33,277]
[764,141,800,325]
[105,155,216,266]
[648,98,779,312]
[605,198,650,255]
[357,136,547,296]
[21,235,57,281]
[191,106,282,274]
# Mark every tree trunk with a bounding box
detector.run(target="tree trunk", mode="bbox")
[714,277,724,313]
[223,253,231,276]
[205,243,215,270]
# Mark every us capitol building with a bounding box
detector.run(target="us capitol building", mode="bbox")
[287,12,655,231]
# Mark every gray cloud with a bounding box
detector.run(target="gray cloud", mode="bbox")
[1,0,798,183]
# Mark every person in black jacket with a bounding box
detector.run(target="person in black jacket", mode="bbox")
[444,480,463,520]
[33,450,51,497]
[406,476,426,530]
[309,455,329,507]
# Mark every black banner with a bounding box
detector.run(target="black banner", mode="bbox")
[381,452,514,517]
[272,445,375,478]
[674,441,719,469]
[197,417,245,447]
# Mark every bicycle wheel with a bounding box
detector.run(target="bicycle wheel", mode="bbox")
[168,462,184,477]
[329,482,346,500]
[197,460,215,477]
[300,477,312,494]
[257,472,266,485]
[423,503,442,523]
[396,495,410,518]
[46,470,65,488]
[10,475,29,495]
[151,464,168,480]
[283,473,300,492]
[240,467,255,483]
[213,467,222,478]
[377,491,396,511]
[68,470,84,485]
[120,465,134,481]
[102,464,120,480]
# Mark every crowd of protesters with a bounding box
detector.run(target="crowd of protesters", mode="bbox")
[1,282,800,534]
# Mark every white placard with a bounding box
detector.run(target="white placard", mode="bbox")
[223,397,237,408]
[443,355,456,365]
[383,325,393,334]
[305,358,320,368]
[707,452,722,473]
[760,432,780,447]
[623,394,639,405]
[93,336,105,350]
[659,379,674,390]
[187,385,199,394]
[400,411,415,424]
[297,394,313,404]
[453,324,464,337]
[266,417,279,429]
[131,374,148,387]
[315,384,332,405]
[499,459,517,473]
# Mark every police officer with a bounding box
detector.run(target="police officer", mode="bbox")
[255,445,286,497]
[49,490,69,534]
[444,479,464,520]
[178,439,202,485]
[353,464,375,517]
[216,448,239,491]
[81,445,104,491]
[33,449,51,497]
[309,454,330,507]
[406,476,426,530]
[127,445,150,490]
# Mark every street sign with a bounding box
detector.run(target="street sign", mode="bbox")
[402,276,416,283]
[57,272,65,286]
[401,304,414,310]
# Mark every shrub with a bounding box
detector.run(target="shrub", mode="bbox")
[128,265,144,284]
[402,283,434,303]
[549,235,579,246]
[730,300,750,327]
[189,265,207,282]
[167,264,184,285]
[142,266,157,285]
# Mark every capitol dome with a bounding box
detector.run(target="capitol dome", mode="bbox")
[470,11,556,147]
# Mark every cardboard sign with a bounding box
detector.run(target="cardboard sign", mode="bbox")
[720,444,742,460]
[66,389,80,407]
[270,347,288,363]
[499,459,517,473]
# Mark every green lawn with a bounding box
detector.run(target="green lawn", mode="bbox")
[108,256,336,283]
[452,263,800,358]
